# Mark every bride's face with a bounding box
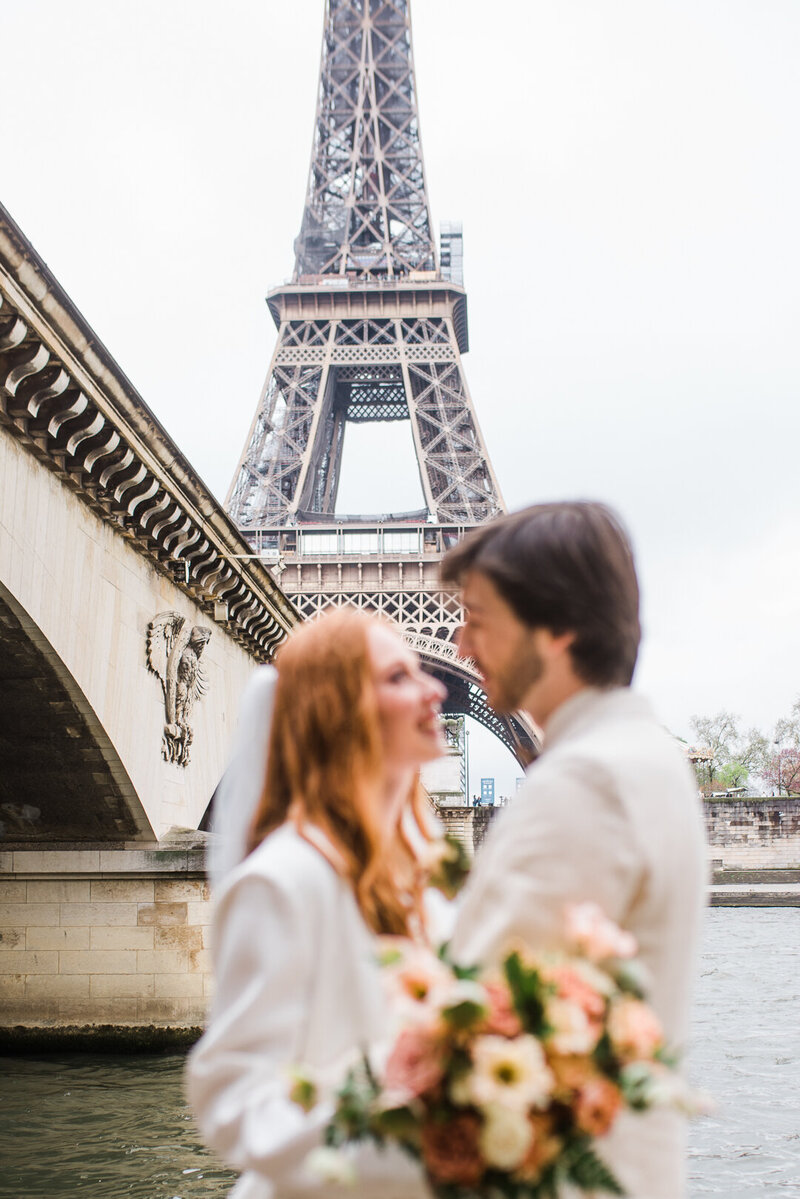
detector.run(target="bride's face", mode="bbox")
[368,623,447,775]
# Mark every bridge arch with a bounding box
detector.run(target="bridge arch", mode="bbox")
[0,581,154,844]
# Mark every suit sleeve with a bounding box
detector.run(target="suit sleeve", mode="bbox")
[186,874,430,1198]
[448,758,643,968]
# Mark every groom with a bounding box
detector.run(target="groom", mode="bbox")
[441,501,706,1199]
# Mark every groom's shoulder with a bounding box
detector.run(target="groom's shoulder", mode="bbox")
[516,691,692,804]
[530,701,696,835]
[550,690,682,765]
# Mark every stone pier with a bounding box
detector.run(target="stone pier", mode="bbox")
[0,840,212,1039]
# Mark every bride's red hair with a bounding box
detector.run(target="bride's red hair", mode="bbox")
[247,608,433,936]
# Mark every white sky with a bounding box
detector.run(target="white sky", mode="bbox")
[2,1,798,793]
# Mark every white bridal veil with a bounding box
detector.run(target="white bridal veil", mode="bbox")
[207,665,277,892]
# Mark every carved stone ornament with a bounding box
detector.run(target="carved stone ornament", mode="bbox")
[146,612,212,767]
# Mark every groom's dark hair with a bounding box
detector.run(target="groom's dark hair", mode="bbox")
[440,501,641,686]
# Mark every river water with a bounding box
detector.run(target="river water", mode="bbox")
[0,908,797,1197]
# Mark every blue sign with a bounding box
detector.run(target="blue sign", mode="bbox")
[480,778,495,805]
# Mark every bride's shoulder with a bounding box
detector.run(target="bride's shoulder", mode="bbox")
[237,822,339,894]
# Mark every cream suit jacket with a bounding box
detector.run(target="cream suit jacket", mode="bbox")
[187,823,430,1199]
[450,686,707,1199]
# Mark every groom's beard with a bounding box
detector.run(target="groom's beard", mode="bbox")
[486,633,545,714]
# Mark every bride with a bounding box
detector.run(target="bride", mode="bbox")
[187,608,447,1198]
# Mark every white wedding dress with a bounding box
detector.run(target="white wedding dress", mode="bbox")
[188,822,431,1198]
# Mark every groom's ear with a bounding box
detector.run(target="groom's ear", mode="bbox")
[537,628,577,661]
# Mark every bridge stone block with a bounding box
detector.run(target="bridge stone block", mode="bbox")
[137,902,188,927]
[27,927,90,951]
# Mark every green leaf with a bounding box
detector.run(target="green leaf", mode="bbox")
[592,1030,617,1074]
[618,1060,655,1110]
[654,1045,680,1069]
[373,1105,419,1142]
[561,1139,625,1195]
[452,963,483,982]
[612,960,647,999]
[440,998,488,1030]
[503,950,554,1036]
[437,941,481,981]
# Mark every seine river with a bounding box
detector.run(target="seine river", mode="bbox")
[0,908,797,1197]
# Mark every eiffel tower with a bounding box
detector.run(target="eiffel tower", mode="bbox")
[227,0,535,764]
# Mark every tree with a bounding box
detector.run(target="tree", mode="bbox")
[766,699,800,795]
[688,710,768,795]
[762,746,800,796]
[774,698,800,749]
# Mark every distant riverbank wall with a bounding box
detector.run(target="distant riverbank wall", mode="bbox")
[441,797,800,873]
[705,798,800,871]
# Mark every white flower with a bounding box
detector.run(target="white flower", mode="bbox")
[380,941,452,1028]
[570,958,616,998]
[286,1064,319,1112]
[479,1103,534,1170]
[546,997,599,1055]
[468,1034,554,1111]
[621,1062,716,1116]
[305,1147,357,1187]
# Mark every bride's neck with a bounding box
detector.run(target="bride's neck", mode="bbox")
[381,768,415,834]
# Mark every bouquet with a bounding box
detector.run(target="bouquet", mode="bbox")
[293,904,707,1197]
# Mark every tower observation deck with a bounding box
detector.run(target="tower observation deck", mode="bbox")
[226,0,537,764]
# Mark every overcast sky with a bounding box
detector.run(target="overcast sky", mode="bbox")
[2,1,798,792]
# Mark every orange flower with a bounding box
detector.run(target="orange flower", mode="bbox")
[548,1053,595,1101]
[575,1077,623,1136]
[482,980,523,1038]
[517,1112,563,1182]
[421,1111,485,1187]
[384,1026,444,1100]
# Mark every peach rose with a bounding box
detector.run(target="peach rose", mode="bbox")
[482,980,523,1038]
[421,1111,485,1187]
[565,902,637,961]
[549,964,607,1024]
[383,1026,444,1099]
[607,997,663,1061]
[574,1077,624,1136]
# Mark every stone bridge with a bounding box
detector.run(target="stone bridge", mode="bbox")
[0,204,298,1035]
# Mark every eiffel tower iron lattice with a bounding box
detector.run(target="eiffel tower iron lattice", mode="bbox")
[227,0,536,766]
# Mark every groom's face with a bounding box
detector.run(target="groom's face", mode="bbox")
[457,571,546,714]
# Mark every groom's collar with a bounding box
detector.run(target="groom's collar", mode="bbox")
[536,685,650,755]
